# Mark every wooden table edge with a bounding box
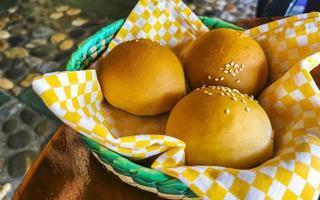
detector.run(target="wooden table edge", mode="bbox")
[12,125,66,200]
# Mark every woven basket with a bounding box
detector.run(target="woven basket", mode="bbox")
[66,16,242,199]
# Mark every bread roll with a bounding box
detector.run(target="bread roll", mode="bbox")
[183,28,268,95]
[166,86,273,169]
[97,39,186,116]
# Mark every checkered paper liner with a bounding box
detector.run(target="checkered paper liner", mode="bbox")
[246,12,320,83]
[105,0,209,53]
[32,2,320,199]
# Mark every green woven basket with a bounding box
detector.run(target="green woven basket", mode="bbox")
[66,16,243,199]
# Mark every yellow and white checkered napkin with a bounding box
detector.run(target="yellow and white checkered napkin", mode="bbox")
[32,3,320,199]
[106,0,208,53]
[246,12,320,82]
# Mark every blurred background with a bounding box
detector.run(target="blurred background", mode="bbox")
[0,0,318,199]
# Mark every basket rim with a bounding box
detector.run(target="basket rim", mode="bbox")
[81,135,198,198]
[66,16,243,199]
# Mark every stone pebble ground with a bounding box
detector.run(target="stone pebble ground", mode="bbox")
[0,0,257,199]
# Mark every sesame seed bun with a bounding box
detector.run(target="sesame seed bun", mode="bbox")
[97,39,186,116]
[183,28,268,96]
[166,86,273,169]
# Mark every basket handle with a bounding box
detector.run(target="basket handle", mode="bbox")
[66,17,243,71]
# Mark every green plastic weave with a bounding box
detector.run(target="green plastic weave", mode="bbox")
[66,16,243,199]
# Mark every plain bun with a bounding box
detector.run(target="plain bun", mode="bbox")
[97,39,186,116]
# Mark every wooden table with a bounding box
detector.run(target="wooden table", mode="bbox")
[14,18,320,200]
[13,126,163,200]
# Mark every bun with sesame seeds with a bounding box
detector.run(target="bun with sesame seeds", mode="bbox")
[165,86,273,169]
[97,39,186,116]
[183,28,268,96]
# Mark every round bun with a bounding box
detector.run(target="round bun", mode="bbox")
[166,86,273,169]
[184,28,268,95]
[97,39,186,116]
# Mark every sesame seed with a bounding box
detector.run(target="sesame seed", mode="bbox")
[234,64,238,68]
[207,92,213,96]
[224,109,230,114]
[219,92,225,96]
[226,64,231,67]
[196,88,200,90]
[204,91,209,94]
[231,97,238,101]
[219,67,224,70]
[208,75,212,80]
[235,70,239,73]
[235,79,241,83]
[250,95,254,99]
[245,107,250,112]
[224,70,228,74]
[220,77,224,81]
[239,68,243,72]
[231,73,236,77]
[241,64,245,68]
[230,61,235,66]
[225,92,231,96]
[214,78,219,81]
[241,99,247,103]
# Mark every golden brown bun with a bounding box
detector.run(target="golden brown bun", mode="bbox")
[183,28,268,95]
[97,39,186,116]
[166,86,273,169]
